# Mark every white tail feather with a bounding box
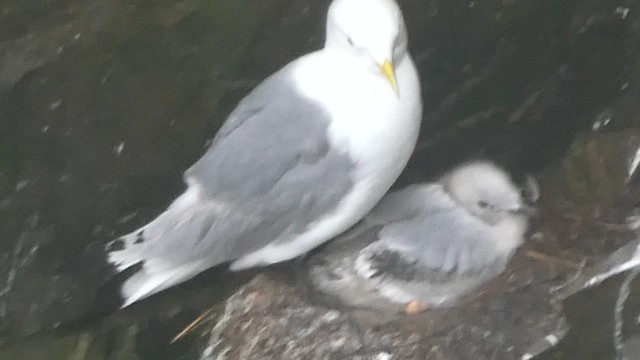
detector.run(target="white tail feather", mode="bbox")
[106,182,210,307]
[120,259,205,307]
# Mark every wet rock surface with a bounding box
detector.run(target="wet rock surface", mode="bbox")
[1,0,640,358]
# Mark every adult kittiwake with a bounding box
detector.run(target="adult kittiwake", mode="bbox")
[107,0,422,307]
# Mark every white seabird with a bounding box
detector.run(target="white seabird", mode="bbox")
[307,161,534,311]
[107,0,422,307]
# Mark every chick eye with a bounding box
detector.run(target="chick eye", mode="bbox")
[478,200,489,208]
[347,37,355,46]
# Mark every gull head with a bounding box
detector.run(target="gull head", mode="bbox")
[325,0,409,92]
[442,161,533,225]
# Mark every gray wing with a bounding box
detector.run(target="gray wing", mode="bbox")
[361,186,502,280]
[182,64,355,263]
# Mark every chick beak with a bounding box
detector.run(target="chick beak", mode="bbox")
[381,60,399,95]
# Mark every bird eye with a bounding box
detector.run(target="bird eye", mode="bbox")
[478,200,489,208]
[347,37,355,46]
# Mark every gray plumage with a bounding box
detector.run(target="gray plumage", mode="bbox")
[307,161,533,311]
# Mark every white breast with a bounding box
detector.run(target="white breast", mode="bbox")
[293,49,422,193]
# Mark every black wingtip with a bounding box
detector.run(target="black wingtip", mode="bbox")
[105,237,126,252]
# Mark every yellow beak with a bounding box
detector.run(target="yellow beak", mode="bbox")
[381,60,398,94]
